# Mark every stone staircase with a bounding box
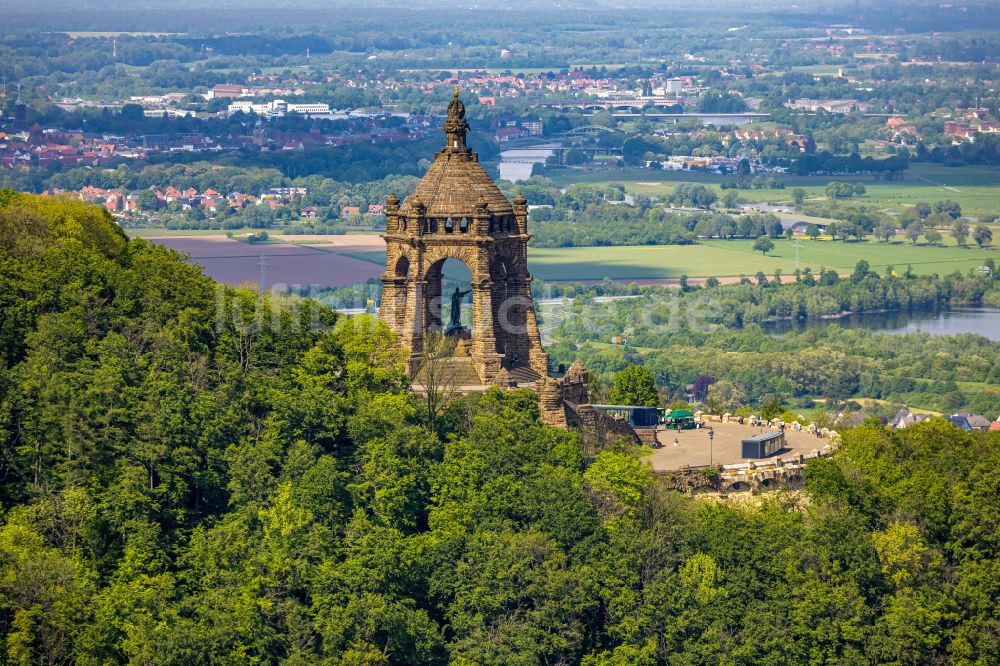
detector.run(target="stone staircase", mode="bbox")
[412,356,484,392]
[508,365,541,385]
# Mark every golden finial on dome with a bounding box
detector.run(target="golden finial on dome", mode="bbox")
[448,86,465,120]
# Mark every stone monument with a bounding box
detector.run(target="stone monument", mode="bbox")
[378,87,549,385]
[377,89,634,437]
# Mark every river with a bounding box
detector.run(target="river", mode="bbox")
[761,307,1000,341]
[498,146,557,182]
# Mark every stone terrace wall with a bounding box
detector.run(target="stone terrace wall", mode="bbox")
[566,403,642,446]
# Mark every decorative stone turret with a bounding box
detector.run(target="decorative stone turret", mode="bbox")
[565,360,588,383]
[408,196,425,237]
[385,193,400,233]
[560,360,590,405]
[538,377,570,429]
[513,193,528,235]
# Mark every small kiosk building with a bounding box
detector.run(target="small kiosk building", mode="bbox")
[741,431,785,458]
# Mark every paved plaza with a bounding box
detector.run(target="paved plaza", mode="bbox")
[646,421,829,471]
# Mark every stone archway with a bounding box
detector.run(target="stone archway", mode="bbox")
[424,256,474,335]
[724,481,751,493]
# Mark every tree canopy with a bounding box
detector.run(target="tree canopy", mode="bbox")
[610,363,660,407]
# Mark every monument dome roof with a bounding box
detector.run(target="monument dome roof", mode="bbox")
[398,88,513,219]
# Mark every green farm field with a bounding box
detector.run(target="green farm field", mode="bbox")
[547,164,1000,218]
[527,237,998,282]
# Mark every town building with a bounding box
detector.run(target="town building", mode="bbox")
[12,88,28,130]
[664,78,685,94]
[208,84,246,99]
[522,121,543,136]
[228,100,332,118]
[948,413,993,431]
[891,409,930,429]
[944,120,1000,141]
[786,99,871,113]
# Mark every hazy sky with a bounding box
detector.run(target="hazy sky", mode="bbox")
[0,0,934,10]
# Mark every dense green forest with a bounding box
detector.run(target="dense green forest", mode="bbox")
[2,193,1000,664]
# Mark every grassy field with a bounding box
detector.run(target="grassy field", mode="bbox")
[527,237,998,281]
[547,164,1000,219]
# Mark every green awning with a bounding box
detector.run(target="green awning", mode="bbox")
[666,409,695,419]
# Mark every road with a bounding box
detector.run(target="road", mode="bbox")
[538,301,567,344]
